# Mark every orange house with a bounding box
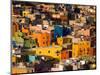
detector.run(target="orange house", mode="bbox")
[61,50,69,60]
[31,32,51,47]
[22,27,29,35]
[38,33,51,47]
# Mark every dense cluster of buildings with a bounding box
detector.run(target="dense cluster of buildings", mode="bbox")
[12,0,96,74]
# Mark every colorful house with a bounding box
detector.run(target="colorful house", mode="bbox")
[72,43,79,58]
[32,45,62,60]
[61,50,69,60]
[72,41,93,58]
[31,32,51,47]
[23,10,30,17]
[57,37,63,46]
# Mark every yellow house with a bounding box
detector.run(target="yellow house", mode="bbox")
[23,10,30,17]
[72,43,79,58]
[57,37,63,46]
[72,41,91,58]
[79,41,91,56]
[32,45,62,60]
[12,55,16,63]
[12,67,28,74]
